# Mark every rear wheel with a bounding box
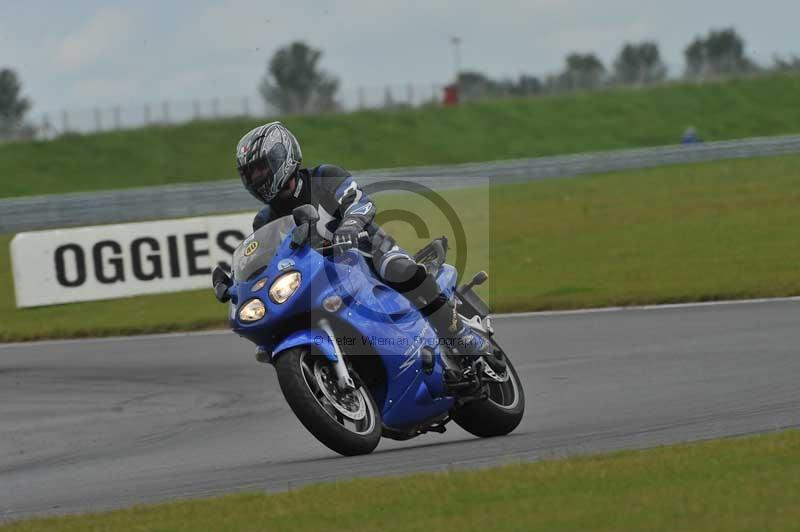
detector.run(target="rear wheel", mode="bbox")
[275,347,381,456]
[452,348,525,437]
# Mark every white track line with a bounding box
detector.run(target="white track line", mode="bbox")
[0,328,231,349]
[2,296,799,349]
[496,296,800,318]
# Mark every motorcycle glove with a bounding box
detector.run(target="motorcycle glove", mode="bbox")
[333,218,362,252]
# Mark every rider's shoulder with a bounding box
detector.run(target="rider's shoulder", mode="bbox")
[311,164,351,178]
[310,164,352,193]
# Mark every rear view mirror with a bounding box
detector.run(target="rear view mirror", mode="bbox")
[291,223,310,249]
[292,204,319,226]
[212,265,232,302]
[214,282,231,303]
[291,204,319,249]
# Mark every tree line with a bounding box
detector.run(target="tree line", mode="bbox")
[2,27,799,138]
[457,28,797,100]
[257,27,799,111]
[0,68,32,139]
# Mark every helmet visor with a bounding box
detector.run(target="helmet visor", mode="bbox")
[238,141,291,202]
[240,159,274,189]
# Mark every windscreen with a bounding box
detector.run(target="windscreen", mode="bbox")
[232,215,295,281]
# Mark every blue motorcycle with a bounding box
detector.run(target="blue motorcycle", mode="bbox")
[213,206,524,456]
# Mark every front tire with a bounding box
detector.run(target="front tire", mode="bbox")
[452,349,525,437]
[275,347,381,456]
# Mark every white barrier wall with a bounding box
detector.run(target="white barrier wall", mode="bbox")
[11,213,254,308]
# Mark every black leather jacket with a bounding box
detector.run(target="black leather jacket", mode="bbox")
[252,164,376,241]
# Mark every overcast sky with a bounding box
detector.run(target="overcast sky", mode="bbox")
[2,0,798,117]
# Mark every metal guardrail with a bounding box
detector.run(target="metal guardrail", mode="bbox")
[2,134,800,233]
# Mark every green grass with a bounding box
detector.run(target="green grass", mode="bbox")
[486,154,800,311]
[2,74,800,198]
[2,154,799,342]
[4,430,799,531]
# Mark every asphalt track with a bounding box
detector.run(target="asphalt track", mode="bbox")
[2,299,799,521]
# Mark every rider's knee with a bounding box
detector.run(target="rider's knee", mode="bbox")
[382,255,426,293]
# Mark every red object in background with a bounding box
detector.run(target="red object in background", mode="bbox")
[443,84,459,106]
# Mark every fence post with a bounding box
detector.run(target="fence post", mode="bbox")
[41,113,52,139]
[113,106,122,130]
[383,86,394,108]
[358,86,366,109]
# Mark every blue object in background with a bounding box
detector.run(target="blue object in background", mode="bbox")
[682,126,702,144]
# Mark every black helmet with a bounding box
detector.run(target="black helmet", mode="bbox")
[236,122,302,203]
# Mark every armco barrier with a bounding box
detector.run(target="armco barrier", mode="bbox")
[2,134,800,233]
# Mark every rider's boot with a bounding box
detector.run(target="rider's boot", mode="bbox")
[382,257,506,373]
[425,293,507,374]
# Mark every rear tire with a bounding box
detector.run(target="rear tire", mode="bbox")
[275,347,381,456]
[452,350,525,437]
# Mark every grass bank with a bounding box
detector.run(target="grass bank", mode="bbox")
[4,430,799,531]
[2,154,799,342]
[2,74,800,198]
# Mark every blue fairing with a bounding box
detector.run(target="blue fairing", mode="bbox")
[229,225,457,431]
[273,329,338,362]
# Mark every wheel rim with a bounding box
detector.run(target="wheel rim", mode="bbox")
[485,356,520,410]
[299,350,377,435]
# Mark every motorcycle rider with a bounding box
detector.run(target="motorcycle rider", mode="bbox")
[223,121,504,372]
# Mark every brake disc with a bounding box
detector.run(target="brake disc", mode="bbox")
[314,362,367,421]
[481,358,510,383]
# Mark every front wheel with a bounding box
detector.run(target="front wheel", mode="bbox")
[275,347,381,456]
[452,348,525,437]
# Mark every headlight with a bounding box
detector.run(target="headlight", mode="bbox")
[238,298,266,322]
[269,271,301,304]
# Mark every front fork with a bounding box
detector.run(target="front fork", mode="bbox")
[318,318,356,392]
